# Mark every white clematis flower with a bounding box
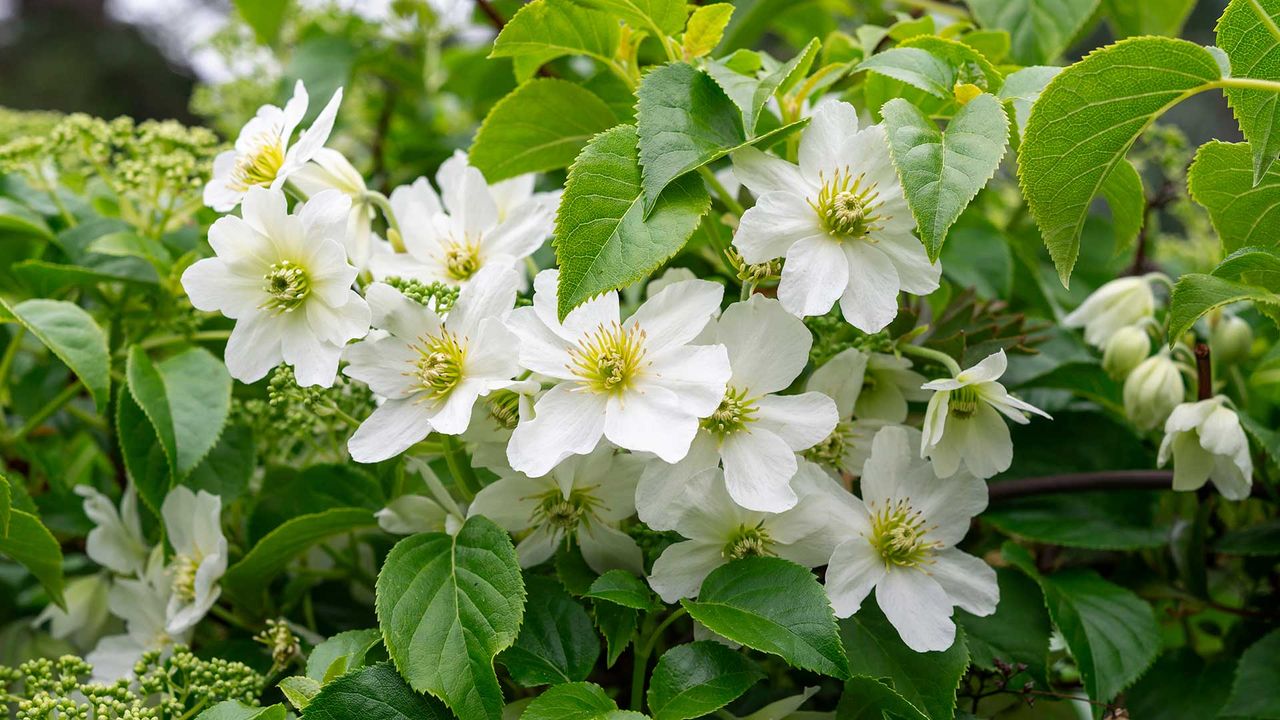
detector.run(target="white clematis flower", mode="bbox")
[181,187,371,387]
[370,151,554,286]
[1123,351,1185,431]
[344,264,530,463]
[635,295,838,519]
[505,269,732,477]
[1158,397,1253,500]
[730,101,940,331]
[291,147,378,269]
[87,548,187,682]
[825,426,997,652]
[75,483,148,577]
[920,350,1050,479]
[1063,276,1156,348]
[647,461,843,603]
[470,445,646,575]
[161,487,227,635]
[204,80,343,212]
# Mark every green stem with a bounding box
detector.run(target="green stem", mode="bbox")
[441,434,479,501]
[13,382,82,441]
[898,342,963,376]
[697,166,745,217]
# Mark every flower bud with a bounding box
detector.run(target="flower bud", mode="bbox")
[1123,353,1184,431]
[1102,325,1150,379]
[1211,315,1253,365]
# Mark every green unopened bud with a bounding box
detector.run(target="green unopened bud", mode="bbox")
[1211,315,1253,365]
[1102,325,1150,380]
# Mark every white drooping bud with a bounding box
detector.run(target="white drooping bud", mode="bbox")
[1123,352,1185,431]
[1102,325,1151,380]
[1210,315,1253,365]
[1063,276,1156,348]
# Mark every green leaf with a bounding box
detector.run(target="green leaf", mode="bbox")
[836,676,927,720]
[681,557,849,679]
[0,509,65,608]
[1018,37,1224,284]
[1217,0,1280,183]
[302,663,453,720]
[1188,141,1280,252]
[856,48,955,99]
[585,569,658,610]
[682,4,733,58]
[647,642,763,720]
[839,601,968,720]
[233,0,289,45]
[1100,159,1145,254]
[881,93,1009,260]
[1126,649,1234,720]
[1167,273,1280,342]
[1,298,110,412]
[567,0,687,36]
[306,628,383,682]
[377,516,525,720]
[1105,0,1196,37]
[984,491,1172,550]
[519,682,647,720]
[554,124,710,320]
[125,346,232,481]
[957,568,1051,688]
[197,701,286,720]
[1218,519,1280,555]
[966,0,1100,65]
[1003,543,1160,702]
[491,0,621,73]
[499,575,599,687]
[224,509,377,613]
[279,677,322,711]
[1220,628,1280,718]
[471,79,620,183]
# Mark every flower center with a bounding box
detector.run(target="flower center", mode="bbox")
[171,553,202,602]
[262,260,310,313]
[569,322,647,395]
[948,385,981,419]
[810,168,882,240]
[723,523,774,560]
[532,488,600,532]
[442,238,481,281]
[868,499,937,568]
[231,138,285,191]
[701,386,758,437]
[412,331,467,398]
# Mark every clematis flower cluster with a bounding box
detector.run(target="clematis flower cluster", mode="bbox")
[175,80,1078,655]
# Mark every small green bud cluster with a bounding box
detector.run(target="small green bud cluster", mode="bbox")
[383,276,461,312]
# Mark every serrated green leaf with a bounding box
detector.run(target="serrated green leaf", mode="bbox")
[1167,273,1280,341]
[1,298,109,412]
[1018,37,1223,284]
[585,569,657,610]
[1189,141,1280,252]
[682,4,733,58]
[471,79,619,183]
[1003,543,1160,702]
[377,516,525,720]
[196,701,286,720]
[306,628,383,682]
[491,0,621,72]
[856,47,955,99]
[967,0,1100,65]
[647,642,763,720]
[519,682,647,720]
[0,509,65,609]
[839,601,968,720]
[499,575,599,687]
[1220,629,1280,718]
[567,0,687,36]
[302,663,452,720]
[554,124,710,319]
[224,508,376,613]
[882,93,1009,260]
[1100,159,1145,254]
[126,346,232,481]
[1105,0,1196,37]
[957,568,1051,688]
[1217,0,1280,184]
[681,557,849,680]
